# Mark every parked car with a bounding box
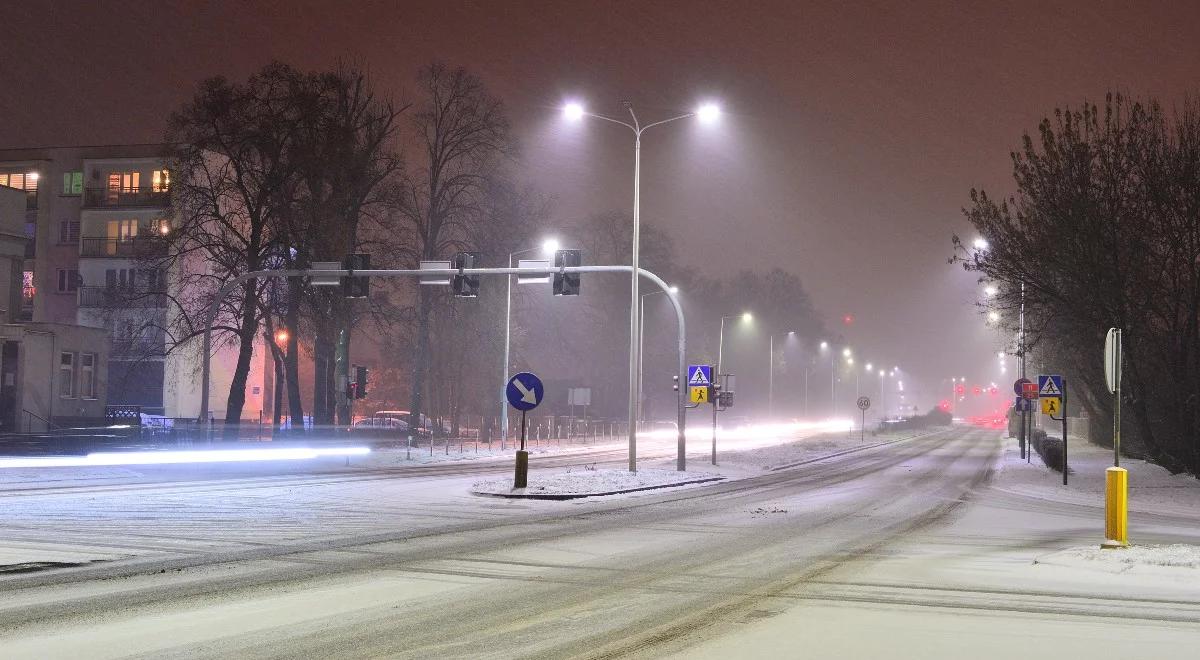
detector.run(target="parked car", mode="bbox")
[371,411,438,437]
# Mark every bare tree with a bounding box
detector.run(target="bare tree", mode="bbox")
[395,63,514,433]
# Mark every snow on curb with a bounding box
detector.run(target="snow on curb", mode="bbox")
[1035,544,1200,573]
[471,468,724,500]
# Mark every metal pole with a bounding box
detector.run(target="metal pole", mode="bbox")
[717,317,726,374]
[1063,376,1069,486]
[626,127,641,473]
[768,334,774,419]
[637,296,645,424]
[831,354,836,417]
[804,366,809,417]
[712,386,718,466]
[1114,330,1121,467]
[1019,282,1027,459]
[501,252,514,450]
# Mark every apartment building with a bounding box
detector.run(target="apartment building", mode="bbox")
[0,144,266,420]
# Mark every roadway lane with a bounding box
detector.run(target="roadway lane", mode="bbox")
[0,427,1195,658]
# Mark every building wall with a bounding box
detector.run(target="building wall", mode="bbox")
[0,321,109,431]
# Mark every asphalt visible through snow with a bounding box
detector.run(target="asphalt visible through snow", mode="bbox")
[0,427,1198,658]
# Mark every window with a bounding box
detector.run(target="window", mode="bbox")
[21,271,34,300]
[107,219,138,241]
[106,171,139,201]
[0,171,38,191]
[57,268,80,293]
[62,171,83,195]
[105,268,130,289]
[152,169,170,192]
[58,220,80,244]
[59,352,75,398]
[79,353,96,399]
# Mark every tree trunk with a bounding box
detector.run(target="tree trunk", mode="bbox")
[284,279,304,431]
[223,280,259,437]
[335,319,352,426]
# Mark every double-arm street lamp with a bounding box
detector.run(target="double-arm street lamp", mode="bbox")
[564,100,720,471]
[500,238,559,445]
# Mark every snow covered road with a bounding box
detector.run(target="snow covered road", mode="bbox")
[0,426,1197,658]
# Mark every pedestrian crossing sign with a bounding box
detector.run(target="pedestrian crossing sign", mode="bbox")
[1038,374,1063,398]
[688,364,712,387]
[1041,397,1061,416]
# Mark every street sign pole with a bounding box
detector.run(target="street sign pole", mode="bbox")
[1062,377,1068,485]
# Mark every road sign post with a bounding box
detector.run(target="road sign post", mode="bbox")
[1013,378,1032,458]
[857,396,871,443]
[506,372,544,489]
[1103,328,1128,548]
[1039,374,1067,486]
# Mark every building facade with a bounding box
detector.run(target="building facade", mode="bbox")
[0,145,266,420]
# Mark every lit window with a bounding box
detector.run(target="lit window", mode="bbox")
[22,271,34,300]
[62,171,83,195]
[152,169,170,192]
[59,352,75,398]
[0,171,38,191]
[79,353,96,399]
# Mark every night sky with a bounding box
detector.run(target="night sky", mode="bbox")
[3,0,1197,403]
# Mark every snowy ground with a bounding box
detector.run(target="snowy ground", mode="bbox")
[1038,544,1200,571]
[992,433,1200,517]
[471,467,723,497]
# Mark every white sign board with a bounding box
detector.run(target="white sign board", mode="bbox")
[419,260,452,285]
[1104,328,1122,394]
[517,259,551,284]
[567,387,591,406]
[310,261,341,286]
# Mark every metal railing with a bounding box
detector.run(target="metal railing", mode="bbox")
[78,286,167,308]
[79,236,169,258]
[83,186,169,208]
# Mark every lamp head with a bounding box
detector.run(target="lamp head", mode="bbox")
[563,102,585,121]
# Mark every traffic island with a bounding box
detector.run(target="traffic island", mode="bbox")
[471,468,725,500]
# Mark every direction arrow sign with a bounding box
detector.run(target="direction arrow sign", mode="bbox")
[505,372,544,412]
[1038,374,1063,398]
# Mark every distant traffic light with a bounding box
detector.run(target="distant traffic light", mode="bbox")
[342,253,370,298]
[553,249,581,296]
[452,251,480,297]
[354,365,368,399]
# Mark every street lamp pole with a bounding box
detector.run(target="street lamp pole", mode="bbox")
[768,334,774,419]
[566,101,718,472]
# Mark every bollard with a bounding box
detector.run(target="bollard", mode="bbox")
[514,450,529,489]
[1102,466,1129,548]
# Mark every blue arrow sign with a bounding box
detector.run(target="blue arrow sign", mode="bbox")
[506,372,544,412]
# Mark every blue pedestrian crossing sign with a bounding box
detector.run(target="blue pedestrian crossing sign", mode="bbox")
[1038,375,1063,398]
[506,372,544,412]
[688,364,713,404]
[688,365,712,387]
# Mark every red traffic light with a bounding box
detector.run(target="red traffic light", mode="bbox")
[972,385,982,396]
[955,384,966,396]
[842,314,854,326]
[939,399,952,412]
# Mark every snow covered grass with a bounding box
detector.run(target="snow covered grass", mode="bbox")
[992,435,1200,517]
[471,468,723,498]
[1037,544,1200,571]
[709,426,949,472]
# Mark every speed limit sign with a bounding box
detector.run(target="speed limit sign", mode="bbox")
[857,396,871,411]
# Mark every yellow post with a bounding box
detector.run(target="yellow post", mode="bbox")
[1102,466,1129,548]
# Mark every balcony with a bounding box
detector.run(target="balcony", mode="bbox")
[79,236,169,259]
[83,186,169,209]
[78,286,167,309]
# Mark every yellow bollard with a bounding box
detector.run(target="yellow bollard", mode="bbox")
[1102,466,1129,548]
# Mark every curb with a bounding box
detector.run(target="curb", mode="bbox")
[471,476,726,500]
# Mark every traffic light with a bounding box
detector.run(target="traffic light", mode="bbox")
[354,365,368,399]
[553,249,581,296]
[452,251,480,298]
[672,375,679,391]
[342,253,370,298]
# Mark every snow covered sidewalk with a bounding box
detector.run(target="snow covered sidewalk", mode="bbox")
[992,435,1200,518]
[471,468,723,499]
[1036,544,1200,573]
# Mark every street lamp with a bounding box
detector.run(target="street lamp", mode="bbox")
[501,237,559,445]
[564,99,720,472]
[717,312,752,374]
[638,285,678,422]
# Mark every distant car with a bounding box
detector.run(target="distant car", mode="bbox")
[374,410,448,436]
